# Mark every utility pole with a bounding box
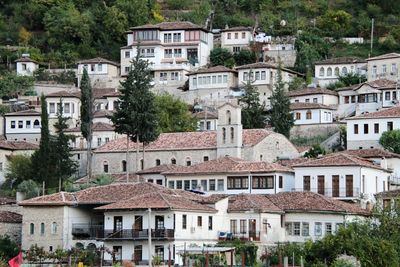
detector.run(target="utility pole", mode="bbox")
[370,18,374,56]
[148,208,152,267]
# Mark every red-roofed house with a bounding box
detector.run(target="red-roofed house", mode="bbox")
[77,57,121,88]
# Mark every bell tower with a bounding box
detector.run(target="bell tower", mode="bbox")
[217,102,243,158]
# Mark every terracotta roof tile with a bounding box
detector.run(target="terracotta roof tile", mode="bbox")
[290,102,336,110]
[77,57,120,67]
[5,110,41,116]
[277,157,312,167]
[376,189,400,198]
[94,110,114,118]
[0,141,38,151]
[220,26,253,32]
[367,53,400,61]
[287,88,338,97]
[65,122,114,133]
[187,66,237,76]
[19,192,77,206]
[46,90,81,98]
[0,197,16,205]
[15,57,39,64]
[343,149,400,159]
[73,173,143,184]
[0,211,22,223]
[193,111,218,119]
[315,57,366,65]
[137,164,183,174]
[163,156,293,175]
[228,194,282,213]
[95,129,273,153]
[336,79,396,92]
[93,88,120,99]
[347,106,400,120]
[130,21,205,31]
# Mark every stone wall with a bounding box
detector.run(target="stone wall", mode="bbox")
[290,123,342,139]
[0,222,21,244]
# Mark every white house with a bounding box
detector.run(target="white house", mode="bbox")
[235,62,302,108]
[194,110,218,131]
[4,110,41,143]
[290,103,335,125]
[220,26,253,53]
[291,152,391,205]
[366,53,400,82]
[314,57,367,87]
[77,57,121,88]
[120,21,213,95]
[288,87,339,106]
[346,106,400,150]
[15,55,39,76]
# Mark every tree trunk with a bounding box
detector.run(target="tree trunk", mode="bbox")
[126,135,129,183]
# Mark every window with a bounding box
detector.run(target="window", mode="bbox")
[227,176,248,189]
[374,123,379,134]
[222,127,226,144]
[227,33,231,39]
[155,246,164,260]
[223,75,228,83]
[303,176,310,191]
[154,159,161,166]
[306,110,312,120]
[186,157,191,166]
[364,124,369,134]
[97,64,103,72]
[30,223,34,235]
[11,121,15,129]
[168,181,174,189]
[164,33,172,43]
[171,158,176,164]
[217,179,224,191]
[279,176,283,189]
[18,121,23,128]
[96,138,101,147]
[293,222,301,236]
[209,179,216,191]
[40,223,45,235]
[391,63,397,73]
[176,180,182,189]
[192,77,197,86]
[243,72,248,81]
[122,160,127,172]
[313,98,318,103]
[197,216,202,227]
[182,215,187,229]
[113,246,122,261]
[230,220,237,233]
[203,156,209,161]
[22,63,27,70]
[388,121,393,131]
[382,64,387,74]
[125,51,130,58]
[342,67,348,75]
[325,223,332,235]
[191,180,198,189]
[105,137,110,143]
[302,222,309,236]
[185,30,200,41]
[385,91,391,100]
[242,32,246,38]
[354,124,359,134]
[327,67,332,76]
[125,66,131,73]
[26,120,31,128]
[208,216,213,230]
[261,71,266,80]
[173,33,181,42]
[285,222,292,235]
[164,49,173,58]
[319,67,325,77]
[201,180,207,191]
[305,98,310,103]
[334,67,339,76]
[315,222,322,236]
[174,49,182,57]
[240,219,247,233]
[295,112,301,120]
[230,127,234,142]
[234,32,238,39]
[184,180,190,190]
[51,222,57,234]
[252,176,274,189]
[255,71,260,80]
[103,161,109,173]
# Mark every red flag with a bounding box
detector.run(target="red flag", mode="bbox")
[8,252,23,267]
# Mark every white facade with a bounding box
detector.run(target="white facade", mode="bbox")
[77,58,121,88]
[15,57,39,76]
[4,111,41,143]
[220,27,253,53]
[46,95,81,132]
[367,53,400,82]
[291,107,334,125]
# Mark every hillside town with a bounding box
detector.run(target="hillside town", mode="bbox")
[1,2,400,267]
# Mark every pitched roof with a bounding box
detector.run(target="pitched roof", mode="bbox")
[77,57,120,67]
[315,57,366,65]
[375,189,400,198]
[346,106,400,120]
[187,65,237,76]
[367,53,400,61]
[220,26,253,32]
[0,141,38,151]
[0,197,16,205]
[95,129,274,153]
[46,90,81,98]
[19,191,77,206]
[343,149,400,159]
[73,173,143,185]
[130,21,205,31]
[268,191,369,215]
[137,164,183,174]
[93,110,114,118]
[163,156,293,175]
[292,153,388,171]
[335,79,396,92]
[193,111,218,119]
[235,62,303,76]
[290,102,336,110]
[0,211,22,223]
[228,194,282,213]
[287,88,338,97]
[5,110,41,116]
[15,57,39,64]
[93,88,120,99]
[65,122,114,133]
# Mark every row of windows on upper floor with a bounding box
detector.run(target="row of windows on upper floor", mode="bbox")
[342,91,397,104]
[124,48,198,59]
[318,66,360,77]
[29,222,57,236]
[226,32,248,40]
[48,102,76,114]
[10,119,40,129]
[293,111,332,121]
[242,71,270,81]
[82,64,104,72]
[353,121,395,135]
[131,30,207,43]
[192,75,229,86]
[371,63,398,76]
[285,221,342,237]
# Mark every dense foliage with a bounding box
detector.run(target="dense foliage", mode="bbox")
[0,236,19,261]
[238,81,266,129]
[379,130,400,154]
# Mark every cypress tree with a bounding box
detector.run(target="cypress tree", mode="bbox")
[239,79,267,129]
[80,68,94,180]
[268,66,294,138]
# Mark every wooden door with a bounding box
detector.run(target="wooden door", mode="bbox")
[134,245,142,264]
[114,216,123,238]
[318,176,325,195]
[332,175,339,197]
[303,176,310,191]
[249,219,256,240]
[134,216,143,231]
[346,175,353,197]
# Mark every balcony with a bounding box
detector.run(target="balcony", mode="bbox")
[98,229,175,241]
[72,224,103,240]
[291,188,360,198]
[218,231,260,242]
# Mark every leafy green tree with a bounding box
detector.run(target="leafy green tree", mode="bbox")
[304,144,326,158]
[233,49,257,66]
[80,68,94,180]
[4,155,33,188]
[317,10,352,39]
[268,67,294,138]
[379,130,400,154]
[0,236,19,261]
[239,81,266,129]
[0,72,34,97]
[53,99,78,189]
[209,48,235,68]
[16,179,40,199]
[338,72,367,86]
[155,93,197,133]
[288,76,306,91]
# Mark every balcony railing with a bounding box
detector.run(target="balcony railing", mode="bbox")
[218,231,260,242]
[291,188,360,198]
[72,224,103,240]
[99,229,175,240]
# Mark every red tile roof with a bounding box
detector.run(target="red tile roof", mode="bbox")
[290,102,336,110]
[315,57,366,65]
[367,53,400,61]
[347,106,400,120]
[15,57,39,64]
[77,57,120,67]
[94,110,114,118]
[5,110,41,116]
[0,141,38,151]
[292,153,388,171]
[336,79,396,92]
[193,111,218,119]
[220,26,253,32]
[130,21,205,31]
[137,164,183,174]
[46,90,81,98]
[65,122,114,133]
[287,88,338,97]
[73,173,143,184]
[187,66,237,76]
[163,156,293,175]
[0,211,22,223]
[95,129,273,153]
[228,194,282,213]
[343,149,400,159]
[0,197,16,205]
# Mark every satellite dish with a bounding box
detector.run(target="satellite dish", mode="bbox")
[280,20,287,27]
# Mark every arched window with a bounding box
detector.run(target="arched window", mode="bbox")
[140,159,144,170]
[226,110,231,124]
[260,155,263,161]
[222,127,226,144]
[327,67,332,76]
[156,159,161,166]
[51,222,57,234]
[334,67,340,76]
[306,110,312,120]
[230,127,234,143]
[103,161,109,173]
[75,243,84,249]
[319,67,325,77]
[40,223,45,235]
[186,157,191,166]
[30,223,34,235]
[171,158,176,164]
[122,160,127,172]
[87,243,96,251]
[342,67,348,75]
[33,120,40,128]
